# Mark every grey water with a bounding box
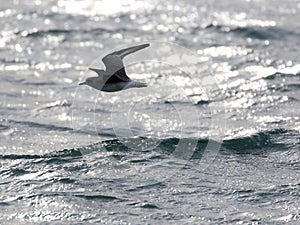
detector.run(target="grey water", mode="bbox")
[0,0,299,224]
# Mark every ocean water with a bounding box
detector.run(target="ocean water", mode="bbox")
[0,0,299,224]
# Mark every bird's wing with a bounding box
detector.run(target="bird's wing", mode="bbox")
[106,68,131,83]
[102,43,150,72]
[88,67,131,82]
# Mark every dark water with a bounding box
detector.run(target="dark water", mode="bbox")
[1,0,299,223]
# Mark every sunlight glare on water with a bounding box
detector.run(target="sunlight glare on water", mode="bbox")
[0,0,299,224]
[57,0,151,16]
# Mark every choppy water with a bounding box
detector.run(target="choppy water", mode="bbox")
[1,0,299,224]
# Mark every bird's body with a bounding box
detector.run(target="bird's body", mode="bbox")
[80,43,149,92]
[83,76,146,92]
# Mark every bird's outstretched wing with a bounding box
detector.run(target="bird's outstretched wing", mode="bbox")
[88,67,131,82]
[106,68,131,83]
[102,43,150,73]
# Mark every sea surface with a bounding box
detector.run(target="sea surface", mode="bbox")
[0,0,299,224]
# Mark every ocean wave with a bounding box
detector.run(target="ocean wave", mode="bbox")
[205,23,295,40]
[16,27,136,38]
[222,129,289,152]
[264,72,300,80]
[0,129,293,160]
[7,119,74,132]
[4,119,100,137]
[0,124,9,131]
[0,148,82,160]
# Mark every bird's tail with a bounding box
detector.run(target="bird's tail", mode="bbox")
[88,67,103,73]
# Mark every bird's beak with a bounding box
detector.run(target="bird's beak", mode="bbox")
[79,82,86,85]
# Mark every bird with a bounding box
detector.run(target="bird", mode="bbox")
[79,43,150,92]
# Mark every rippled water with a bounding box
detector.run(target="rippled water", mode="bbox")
[1,0,299,223]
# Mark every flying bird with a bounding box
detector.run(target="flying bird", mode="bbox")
[79,43,150,92]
